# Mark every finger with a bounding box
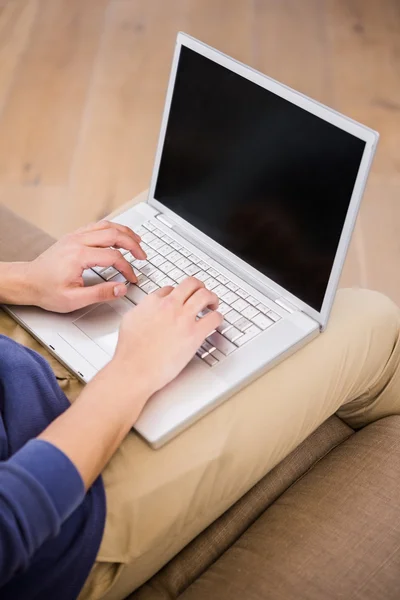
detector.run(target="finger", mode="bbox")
[184,287,219,316]
[78,220,142,243]
[154,285,174,298]
[172,277,205,305]
[197,310,224,339]
[93,220,142,243]
[80,228,146,260]
[68,281,128,311]
[85,248,137,283]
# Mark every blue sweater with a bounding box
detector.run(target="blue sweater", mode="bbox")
[0,335,106,599]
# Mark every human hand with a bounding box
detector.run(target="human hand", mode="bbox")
[25,220,146,312]
[111,277,223,419]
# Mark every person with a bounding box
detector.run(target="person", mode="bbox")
[0,219,399,600]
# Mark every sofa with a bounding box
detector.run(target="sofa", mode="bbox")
[1,203,400,600]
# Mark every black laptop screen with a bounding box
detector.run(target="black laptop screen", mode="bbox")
[154,46,366,311]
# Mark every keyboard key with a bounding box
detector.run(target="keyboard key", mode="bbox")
[141,263,157,277]
[184,263,201,276]
[137,274,150,288]
[242,305,260,320]
[142,232,156,243]
[217,274,229,285]
[203,277,219,290]
[203,353,218,366]
[206,332,236,355]
[224,309,241,324]
[202,340,216,353]
[148,238,164,250]
[169,267,184,280]
[101,266,119,281]
[253,313,274,330]
[247,296,259,306]
[92,266,106,274]
[196,346,209,359]
[210,348,225,362]
[132,259,148,270]
[150,254,165,267]
[227,281,239,292]
[217,302,231,316]
[124,252,135,263]
[170,241,182,250]
[159,276,175,287]
[224,327,243,343]
[110,272,128,284]
[180,248,191,257]
[217,320,232,334]
[257,303,269,314]
[221,291,239,305]
[231,298,250,312]
[213,284,229,298]
[176,257,191,269]
[144,221,155,231]
[149,270,166,284]
[235,317,252,332]
[195,271,209,282]
[176,275,187,283]
[158,244,173,257]
[117,248,129,256]
[159,261,175,274]
[153,228,163,236]
[235,324,261,346]
[236,289,249,299]
[198,260,209,270]
[125,284,146,305]
[161,234,173,243]
[188,254,201,264]
[207,267,219,278]
[135,225,147,236]
[141,281,159,294]
[144,247,157,260]
[267,311,281,322]
[167,250,182,263]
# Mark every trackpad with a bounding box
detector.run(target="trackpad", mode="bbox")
[73,304,122,356]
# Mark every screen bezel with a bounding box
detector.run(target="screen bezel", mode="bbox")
[148,32,378,329]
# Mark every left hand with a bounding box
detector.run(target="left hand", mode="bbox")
[25,220,146,313]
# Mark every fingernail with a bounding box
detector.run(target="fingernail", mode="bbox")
[113,284,127,297]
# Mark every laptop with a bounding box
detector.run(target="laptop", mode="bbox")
[5,33,378,449]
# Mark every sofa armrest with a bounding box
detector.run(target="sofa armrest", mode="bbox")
[0,205,55,263]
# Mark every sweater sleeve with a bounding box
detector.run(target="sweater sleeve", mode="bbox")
[0,439,85,587]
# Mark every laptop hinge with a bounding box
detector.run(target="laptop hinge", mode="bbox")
[156,214,174,228]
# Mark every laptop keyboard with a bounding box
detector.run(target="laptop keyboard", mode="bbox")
[93,219,282,366]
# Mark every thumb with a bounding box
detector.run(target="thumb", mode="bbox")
[71,281,127,309]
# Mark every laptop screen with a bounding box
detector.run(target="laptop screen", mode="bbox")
[154,46,366,311]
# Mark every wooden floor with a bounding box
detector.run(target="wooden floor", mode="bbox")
[0,0,399,303]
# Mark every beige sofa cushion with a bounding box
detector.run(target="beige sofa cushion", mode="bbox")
[180,416,400,600]
[131,416,352,599]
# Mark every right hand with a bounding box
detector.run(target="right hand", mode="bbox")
[112,277,223,420]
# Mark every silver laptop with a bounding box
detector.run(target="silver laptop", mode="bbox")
[6,33,378,449]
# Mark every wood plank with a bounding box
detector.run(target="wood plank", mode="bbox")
[326,0,400,176]
[0,0,109,187]
[0,0,38,113]
[253,0,331,103]
[357,174,400,305]
[66,0,253,231]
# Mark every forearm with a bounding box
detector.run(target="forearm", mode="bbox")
[38,361,150,490]
[0,262,34,305]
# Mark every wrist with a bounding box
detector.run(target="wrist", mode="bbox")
[96,359,153,424]
[0,261,37,305]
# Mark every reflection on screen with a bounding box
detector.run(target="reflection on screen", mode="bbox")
[155,46,366,311]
